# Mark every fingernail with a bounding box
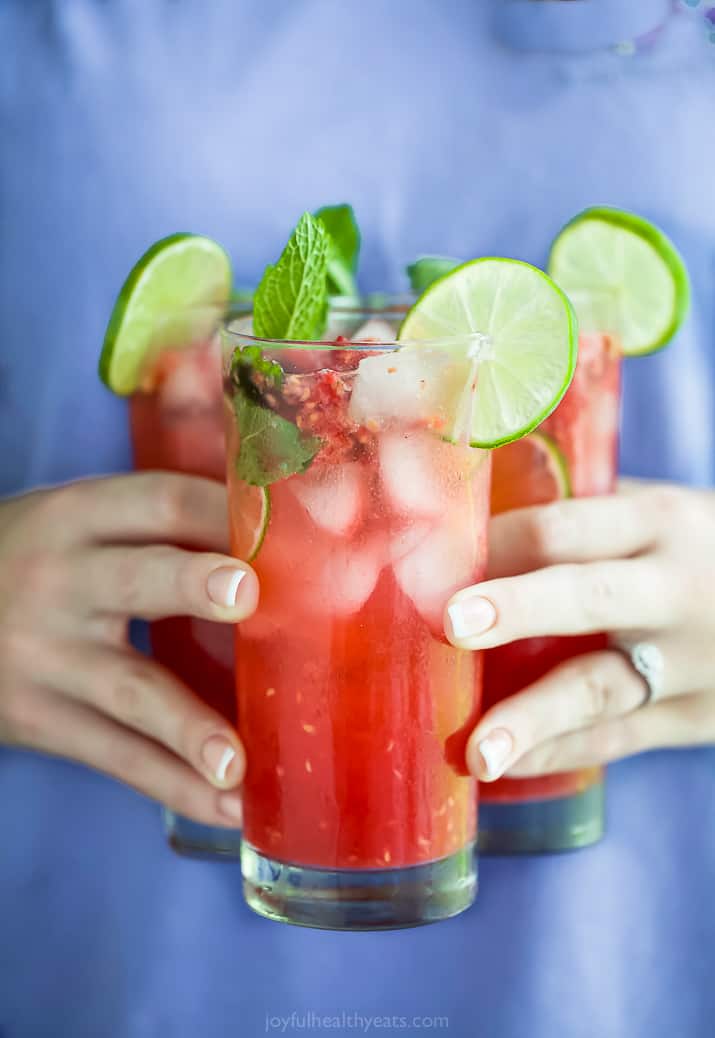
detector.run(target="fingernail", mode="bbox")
[447,595,496,640]
[474,728,513,780]
[207,567,245,608]
[217,792,243,824]
[201,735,240,786]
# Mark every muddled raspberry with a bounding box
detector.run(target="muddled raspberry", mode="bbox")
[281,367,375,464]
[282,376,312,405]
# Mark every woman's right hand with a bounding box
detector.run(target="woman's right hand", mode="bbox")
[0,472,258,827]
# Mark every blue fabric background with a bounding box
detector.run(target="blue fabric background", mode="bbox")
[0,3,713,1036]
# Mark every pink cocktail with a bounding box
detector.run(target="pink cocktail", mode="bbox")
[223,309,490,928]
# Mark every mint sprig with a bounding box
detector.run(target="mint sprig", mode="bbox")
[231,347,321,487]
[234,393,320,486]
[253,212,329,341]
[407,255,460,294]
[315,204,361,298]
[230,344,283,389]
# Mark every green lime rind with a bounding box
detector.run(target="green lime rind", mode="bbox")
[528,430,572,498]
[246,486,271,562]
[548,206,690,357]
[399,257,578,450]
[99,233,232,395]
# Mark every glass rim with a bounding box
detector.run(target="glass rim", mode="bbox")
[221,300,490,353]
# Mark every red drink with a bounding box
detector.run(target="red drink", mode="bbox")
[480,333,621,849]
[130,339,233,720]
[130,343,226,479]
[223,318,490,928]
[130,336,240,855]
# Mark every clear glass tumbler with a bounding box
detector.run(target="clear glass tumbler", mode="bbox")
[222,305,490,928]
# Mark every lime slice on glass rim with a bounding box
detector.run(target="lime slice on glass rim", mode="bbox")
[99,233,232,395]
[231,485,271,562]
[491,431,571,516]
[547,207,690,356]
[398,258,578,449]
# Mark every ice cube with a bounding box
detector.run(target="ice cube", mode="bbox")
[393,522,479,635]
[291,462,365,537]
[306,533,387,616]
[379,430,446,519]
[159,351,219,412]
[388,519,433,563]
[349,345,467,427]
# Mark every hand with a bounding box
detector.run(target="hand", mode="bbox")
[0,473,258,826]
[444,482,715,781]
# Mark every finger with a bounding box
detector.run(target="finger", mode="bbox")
[42,644,245,790]
[487,494,656,580]
[47,473,230,551]
[445,558,675,650]
[5,685,244,827]
[77,544,258,622]
[506,690,715,775]
[466,651,646,781]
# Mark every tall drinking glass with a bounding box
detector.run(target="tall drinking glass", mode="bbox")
[129,313,241,856]
[480,333,621,852]
[222,306,490,929]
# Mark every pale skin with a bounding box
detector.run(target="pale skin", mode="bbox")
[0,475,713,823]
[445,481,715,782]
[0,473,256,827]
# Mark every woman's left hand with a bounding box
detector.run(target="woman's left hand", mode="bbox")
[444,481,715,782]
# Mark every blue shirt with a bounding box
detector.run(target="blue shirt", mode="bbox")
[1,3,714,1036]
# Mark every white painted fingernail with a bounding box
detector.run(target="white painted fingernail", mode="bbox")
[476,729,513,780]
[207,567,246,608]
[447,595,496,639]
[201,736,238,785]
[216,745,235,782]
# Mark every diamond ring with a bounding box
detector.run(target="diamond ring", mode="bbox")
[615,640,666,706]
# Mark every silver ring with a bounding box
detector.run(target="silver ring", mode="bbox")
[616,640,666,706]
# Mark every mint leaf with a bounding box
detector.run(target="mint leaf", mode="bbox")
[234,391,320,486]
[253,212,329,341]
[315,204,361,297]
[231,344,283,388]
[407,256,460,294]
[230,345,321,486]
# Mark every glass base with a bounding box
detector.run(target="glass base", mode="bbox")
[477,780,605,854]
[241,842,477,930]
[164,809,242,858]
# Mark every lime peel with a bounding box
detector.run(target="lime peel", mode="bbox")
[548,206,690,356]
[99,233,232,396]
[398,257,578,449]
[530,431,571,499]
[491,430,571,516]
[246,486,271,561]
